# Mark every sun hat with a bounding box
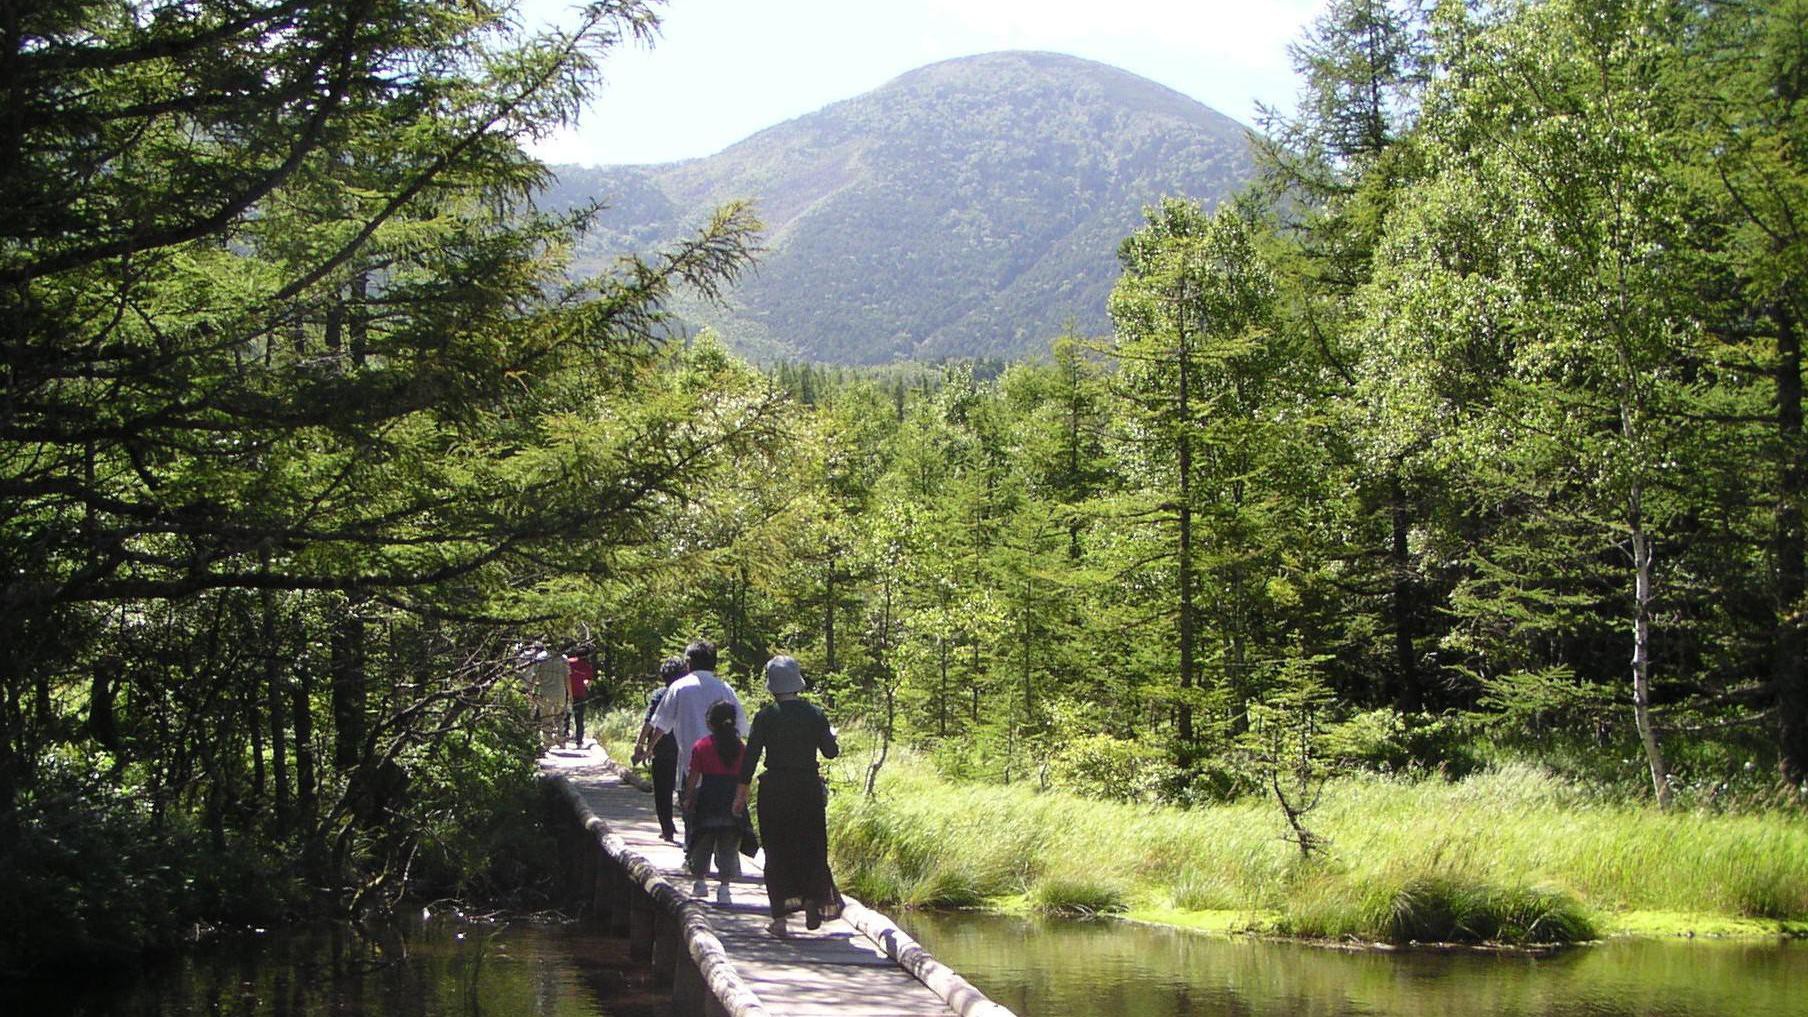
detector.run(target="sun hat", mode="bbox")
[765,655,804,694]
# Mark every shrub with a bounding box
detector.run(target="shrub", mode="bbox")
[1047,733,1177,803]
[1,758,207,975]
[1329,709,1482,778]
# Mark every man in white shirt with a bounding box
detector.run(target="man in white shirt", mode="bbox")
[649,640,749,792]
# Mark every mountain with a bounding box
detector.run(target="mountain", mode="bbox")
[547,51,1257,363]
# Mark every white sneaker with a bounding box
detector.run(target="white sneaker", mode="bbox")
[691,879,707,897]
[716,884,732,905]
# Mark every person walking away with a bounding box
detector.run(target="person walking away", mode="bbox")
[632,656,687,842]
[528,642,568,749]
[683,701,746,903]
[649,641,747,844]
[563,644,595,748]
[733,655,842,938]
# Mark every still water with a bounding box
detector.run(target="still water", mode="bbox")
[2,920,667,1017]
[896,911,1806,1017]
[5,914,1800,1017]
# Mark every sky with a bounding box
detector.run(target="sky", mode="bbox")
[518,0,1330,167]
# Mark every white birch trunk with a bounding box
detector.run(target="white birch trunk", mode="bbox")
[1629,485,1671,807]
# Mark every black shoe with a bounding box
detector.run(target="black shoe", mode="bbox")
[660,831,678,842]
[805,907,822,930]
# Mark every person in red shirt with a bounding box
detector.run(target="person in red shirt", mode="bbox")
[563,644,595,748]
[682,700,746,903]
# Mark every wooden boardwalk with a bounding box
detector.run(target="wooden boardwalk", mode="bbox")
[540,745,1012,1017]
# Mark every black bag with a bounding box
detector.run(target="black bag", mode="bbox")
[737,812,760,858]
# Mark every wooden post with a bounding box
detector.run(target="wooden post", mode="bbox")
[672,952,707,1017]
[580,837,600,923]
[651,910,679,986]
[609,868,631,935]
[557,825,575,900]
[590,854,613,925]
[628,892,655,962]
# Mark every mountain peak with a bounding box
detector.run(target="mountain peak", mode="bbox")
[552,53,1255,362]
[883,50,1238,120]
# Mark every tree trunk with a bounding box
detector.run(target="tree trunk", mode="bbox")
[866,582,894,796]
[1021,577,1034,724]
[824,556,837,675]
[1774,299,1808,785]
[330,597,366,772]
[292,658,320,879]
[248,682,265,801]
[1630,488,1671,807]
[971,641,981,722]
[1390,470,1420,711]
[87,665,121,754]
[938,629,948,738]
[268,616,290,836]
[1176,291,1197,743]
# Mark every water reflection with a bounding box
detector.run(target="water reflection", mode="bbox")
[3,920,665,1017]
[895,912,1806,1017]
[8,911,1798,1017]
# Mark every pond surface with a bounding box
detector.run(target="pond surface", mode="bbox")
[895,911,1806,1017]
[1,919,666,1017]
[6,912,1800,1017]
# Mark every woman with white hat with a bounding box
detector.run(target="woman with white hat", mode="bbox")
[733,655,843,937]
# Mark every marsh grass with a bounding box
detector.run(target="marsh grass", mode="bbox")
[1029,873,1129,916]
[1279,872,1598,944]
[824,751,1808,944]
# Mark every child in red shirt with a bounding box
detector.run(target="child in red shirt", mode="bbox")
[683,700,746,903]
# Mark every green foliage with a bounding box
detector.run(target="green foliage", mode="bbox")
[1,758,295,976]
[1046,734,1180,804]
[1328,709,1481,778]
[0,0,784,975]
[13,0,1808,974]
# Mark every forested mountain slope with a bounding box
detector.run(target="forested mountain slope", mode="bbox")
[544,51,1255,362]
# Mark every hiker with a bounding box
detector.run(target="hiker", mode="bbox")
[563,643,595,748]
[526,641,568,748]
[734,655,843,938]
[631,656,688,842]
[648,640,747,839]
[682,700,747,902]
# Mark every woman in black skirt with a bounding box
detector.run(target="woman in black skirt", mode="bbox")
[732,655,842,938]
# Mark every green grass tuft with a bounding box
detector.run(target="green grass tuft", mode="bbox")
[909,868,990,908]
[1029,874,1128,916]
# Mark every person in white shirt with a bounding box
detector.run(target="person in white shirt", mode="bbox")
[648,640,749,819]
[525,641,568,749]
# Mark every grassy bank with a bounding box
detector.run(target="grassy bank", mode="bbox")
[821,753,1808,946]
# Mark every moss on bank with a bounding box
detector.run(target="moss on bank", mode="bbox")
[822,755,1808,946]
